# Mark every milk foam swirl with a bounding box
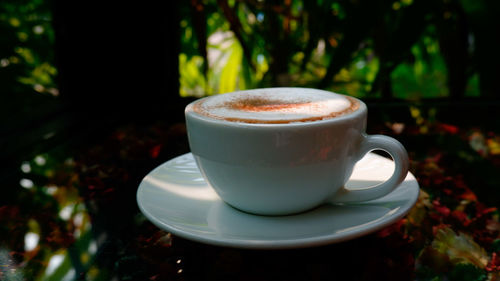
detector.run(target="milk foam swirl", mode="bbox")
[192,88,359,124]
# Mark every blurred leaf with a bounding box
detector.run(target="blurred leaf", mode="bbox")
[448,263,487,281]
[431,227,489,269]
[391,39,449,100]
[487,138,500,155]
[460,0,485,14]
[217,0,254,70]
[42,252,72,281]
[218,40,242,93]
[179,53,207,97]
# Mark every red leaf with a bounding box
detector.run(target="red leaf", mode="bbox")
[486,252,500,272]
[433,200,451,217]
[438,123,459,134]
[378,219,406,238]
[459,189,478,201]
[432,223,451,235]
[150,144,162,159]
[480,207,497,216]
[451,210,471,226]
[443,188,453,195]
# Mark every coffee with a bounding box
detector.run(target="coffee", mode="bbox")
[185,87,409,215]
[192,88,359,124]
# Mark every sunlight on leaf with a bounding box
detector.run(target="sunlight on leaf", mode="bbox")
[15,47,35,64]
[469,132,489,157]
[43,251,74,281]
[20,178,34,189]
[407,189,431,226]
[179,54,207,97]
[432,227,489,269]
[44,253,64,276]
[24,232,39,252]
[218,39,243,94]
[487,138,500,155]
[9,17,21,27]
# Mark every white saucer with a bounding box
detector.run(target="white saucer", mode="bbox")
[137,152,419,249]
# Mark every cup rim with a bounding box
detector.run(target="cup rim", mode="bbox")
[185,87,367,128]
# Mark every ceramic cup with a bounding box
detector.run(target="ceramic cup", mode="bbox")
[185,88,409,215]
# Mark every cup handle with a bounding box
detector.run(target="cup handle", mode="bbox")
[332,134,409,203]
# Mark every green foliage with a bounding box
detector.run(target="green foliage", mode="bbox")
[449,263,488,281]
[0,0,58,96]
[1,0,491,100]
[392,38,449,100]
[179,54,207,97]
[218,39,243,93]
[179,0,486,99]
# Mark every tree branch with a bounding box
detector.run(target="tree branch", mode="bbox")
[217,0,256,71]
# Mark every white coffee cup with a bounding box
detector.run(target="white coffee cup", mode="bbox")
[185,88,409,215]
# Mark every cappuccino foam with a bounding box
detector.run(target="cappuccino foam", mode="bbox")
[193,88,359,124]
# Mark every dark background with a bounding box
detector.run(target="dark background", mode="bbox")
[1,0,500,280]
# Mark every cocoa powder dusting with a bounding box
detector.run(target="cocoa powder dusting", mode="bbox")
[194,95,360,124]
[225,97,313,112]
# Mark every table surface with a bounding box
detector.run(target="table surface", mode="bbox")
[1,116,499,281]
